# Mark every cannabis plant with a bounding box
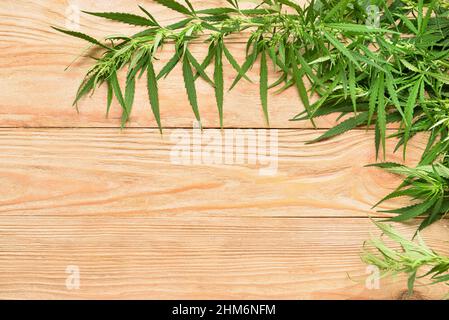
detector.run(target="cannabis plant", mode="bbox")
[370,162,449,231]
[363,221,449,297]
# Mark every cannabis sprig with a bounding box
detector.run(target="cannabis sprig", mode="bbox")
[369,162,449,231]
[54,0,427,133]
[363,221,449,297]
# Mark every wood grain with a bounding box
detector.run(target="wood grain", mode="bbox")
[1,0,446,300]
[1,128,444,299]
[0,0,381,129]
[0,129,426,218]
[1,215,448,300]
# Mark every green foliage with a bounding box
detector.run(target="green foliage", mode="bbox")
[51,26,109,50]
[260,50,269,125]
[147,57,162,132]
[370,162,449,231]
[214,41,224,128]
[153,0,192,15]
[363,221,449,297]
[82,11,157,26]
[53,0,448,143]
[182,52,201,124]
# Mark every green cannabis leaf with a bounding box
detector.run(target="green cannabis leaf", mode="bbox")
[214,40,224,128]
[82,11,157,26]
[147,56,162,132]
[182,51,201,124]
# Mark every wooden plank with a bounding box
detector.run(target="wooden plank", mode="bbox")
[0,215,447,299]
[0,0,380,129]
[0,128,426,218]
[0,42,319,129]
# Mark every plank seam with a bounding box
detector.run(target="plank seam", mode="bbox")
[0,126,401,131]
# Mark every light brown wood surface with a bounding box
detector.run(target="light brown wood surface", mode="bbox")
[0,0,447,300]
[1,216,448,300]
[0,129,428,218]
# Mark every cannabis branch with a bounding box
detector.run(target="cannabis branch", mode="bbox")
[54,0,449,295]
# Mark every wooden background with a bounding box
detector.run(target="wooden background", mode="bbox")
[1,0,448,299]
